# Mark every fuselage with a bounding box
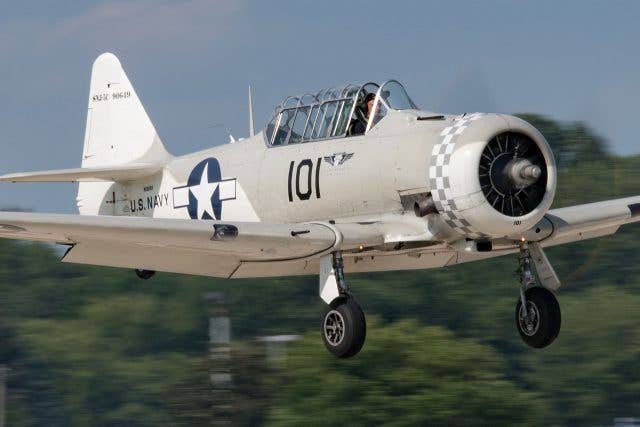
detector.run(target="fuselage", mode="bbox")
[104,110,442,224]
[100,108,554,249]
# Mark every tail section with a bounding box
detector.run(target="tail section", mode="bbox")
[82,52,169,167]
[79,53,170,214]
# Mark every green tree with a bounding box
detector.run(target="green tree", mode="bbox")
[516,113,607,168]
[519,287,640,426]
[267,320,551,426]
[15,295,201,426]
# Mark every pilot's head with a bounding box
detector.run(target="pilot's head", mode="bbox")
[364,93,376,117]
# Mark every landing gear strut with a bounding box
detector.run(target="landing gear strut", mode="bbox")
[515,241,561,348]
[320,252,366,358]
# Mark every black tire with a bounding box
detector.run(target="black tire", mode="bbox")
[515,287,561,348]
[321,297,366,358]
[135,269,155,280]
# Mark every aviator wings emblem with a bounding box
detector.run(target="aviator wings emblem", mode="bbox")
[324,152,354,166]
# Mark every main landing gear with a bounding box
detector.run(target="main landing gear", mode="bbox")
[318,242,562,357]
[515,241,561,348]
[320,252,366,358]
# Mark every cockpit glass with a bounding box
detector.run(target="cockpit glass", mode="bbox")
[272,108,294,146]
[369,99,388,130]
[303,105,320,141]
[316,101,338,139]
[333,98,354,136]
[265,80,417,146]
[288,107,309,144]
[378,80,417,110]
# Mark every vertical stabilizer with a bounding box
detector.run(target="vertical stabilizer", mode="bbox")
[78,53,170,215]
[81,53,170,167]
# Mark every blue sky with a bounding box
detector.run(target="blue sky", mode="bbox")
[1,0,639,212]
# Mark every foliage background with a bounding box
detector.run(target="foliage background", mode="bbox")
[1,115,639,426]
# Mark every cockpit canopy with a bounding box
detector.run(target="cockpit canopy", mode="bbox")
[265,80,417,146]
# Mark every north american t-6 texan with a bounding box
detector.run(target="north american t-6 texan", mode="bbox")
[1,53,638,357]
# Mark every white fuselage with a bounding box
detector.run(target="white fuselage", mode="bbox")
[103,111,436,226]
[98,108,554,251]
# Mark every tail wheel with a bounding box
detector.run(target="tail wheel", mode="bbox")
[515,287,561,348]
[321,297,366,358]
[135,269,155,280]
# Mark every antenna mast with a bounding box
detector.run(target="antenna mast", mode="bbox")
[248,85,255,137]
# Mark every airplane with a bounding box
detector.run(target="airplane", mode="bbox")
[1,52,638,358]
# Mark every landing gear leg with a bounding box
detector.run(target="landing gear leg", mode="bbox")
[517,241,536,309]
[515,241,561,348]
[319,252,366,358]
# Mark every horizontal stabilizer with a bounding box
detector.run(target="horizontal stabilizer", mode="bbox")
[0,164,162,183]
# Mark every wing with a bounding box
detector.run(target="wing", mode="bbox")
[2,196,636,280]
[321,195,640,278]
[539,196,640,247]
[452,196,640,265]
[0,212,341,278]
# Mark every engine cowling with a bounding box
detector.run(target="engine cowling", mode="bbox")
[428,113,556,239]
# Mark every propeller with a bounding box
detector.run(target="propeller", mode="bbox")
[478,132,547,217]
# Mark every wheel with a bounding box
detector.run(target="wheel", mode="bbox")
[515,287,561,348]
[321,296,366,358]
[135,269,155,280]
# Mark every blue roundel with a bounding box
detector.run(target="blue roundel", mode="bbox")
[187,158,222,220]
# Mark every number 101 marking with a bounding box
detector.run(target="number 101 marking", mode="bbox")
[288,158,321,202]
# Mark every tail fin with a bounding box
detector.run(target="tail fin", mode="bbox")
[79,53,170,215]
[81,52,170,167]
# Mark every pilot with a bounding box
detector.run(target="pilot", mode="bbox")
[348,93,376,136]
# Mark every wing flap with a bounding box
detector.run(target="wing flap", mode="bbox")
[62,239,241,278]
[0,164,162,183]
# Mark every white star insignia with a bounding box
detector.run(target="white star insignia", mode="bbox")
[188,163,219,219]
[172,162,237,220]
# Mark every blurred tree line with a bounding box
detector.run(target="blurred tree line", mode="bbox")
[1,114,640,426]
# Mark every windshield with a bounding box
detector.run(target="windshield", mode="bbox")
[378,80,417,110]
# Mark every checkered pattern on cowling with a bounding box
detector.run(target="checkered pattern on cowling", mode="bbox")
[429,112,485,238]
